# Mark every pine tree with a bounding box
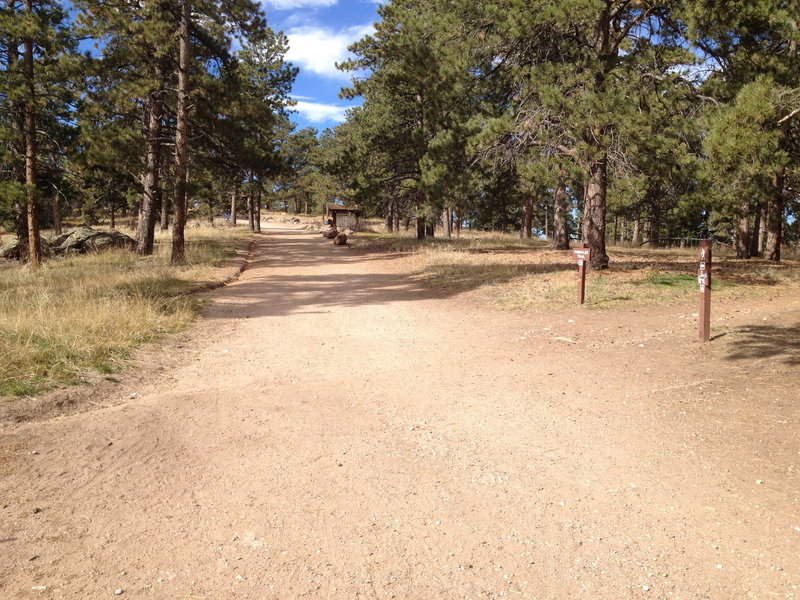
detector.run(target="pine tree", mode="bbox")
[170,0,190,263]
[341,0,482,239]
[1,0,78,264]
[689,0,800,260]
[457,0,692,267]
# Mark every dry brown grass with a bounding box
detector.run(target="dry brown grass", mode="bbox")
[354,233,800,311]
[0,226,250,397]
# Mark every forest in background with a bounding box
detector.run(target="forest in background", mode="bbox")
[2,0,799,271]
[332,0,800,269]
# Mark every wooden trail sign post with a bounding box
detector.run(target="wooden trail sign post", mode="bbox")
[573,244,591,305]
[698,239,712,342]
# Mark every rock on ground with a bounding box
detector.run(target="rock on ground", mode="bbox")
[1,228,135,260]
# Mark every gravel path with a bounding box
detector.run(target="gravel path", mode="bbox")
[1,225,798,599]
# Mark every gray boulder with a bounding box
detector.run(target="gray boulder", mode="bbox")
[0,237,54,259]
[57,227,135,253]
[0,228,134,260]
[42,231,72,247]
[83,231,135,252]
[333,233,348,246]
[57,227,97,252]
[0,238,20,259]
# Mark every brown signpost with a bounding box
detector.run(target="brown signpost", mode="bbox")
[698,239,712,342]
[573,244,591,305]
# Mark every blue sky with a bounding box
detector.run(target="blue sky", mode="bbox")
[262,0,381,132]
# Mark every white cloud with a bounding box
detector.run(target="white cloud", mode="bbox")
[285,23,374,79]
[293,100,350,123]
[263,0,337,10]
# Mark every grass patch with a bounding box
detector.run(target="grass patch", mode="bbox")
[0,226,250,397]
[641,273,698,287]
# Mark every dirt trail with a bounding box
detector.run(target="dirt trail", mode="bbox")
[1,225,798,599]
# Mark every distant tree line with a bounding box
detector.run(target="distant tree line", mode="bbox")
[326,0,799,268]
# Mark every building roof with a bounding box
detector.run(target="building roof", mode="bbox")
[326,204,361,213]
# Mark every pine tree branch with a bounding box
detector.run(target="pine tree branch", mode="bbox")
[777,107,800,126]
[609,0,634,22]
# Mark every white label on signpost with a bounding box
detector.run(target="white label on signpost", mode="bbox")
[573,250,590,261]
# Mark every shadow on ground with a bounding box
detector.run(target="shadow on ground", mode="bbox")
[200,230,577,319]
[207,229,799,320]
[725,323,800,365]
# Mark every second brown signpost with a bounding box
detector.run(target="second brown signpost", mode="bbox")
[698,239,712,342]
[573,244,591,305]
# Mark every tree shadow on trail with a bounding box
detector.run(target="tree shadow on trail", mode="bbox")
[725,323,800,366]
[202,230,572,320]
[209,229,799,321]
[203,271,439,319]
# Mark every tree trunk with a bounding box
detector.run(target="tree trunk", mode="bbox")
[171,0,190,264]
[254,188,262,233]
[51,191,62,235]
[455,211,461,237]
[386,199,394,233]
[109,202,116,229]
[543,204,549,239]
[735,198,751,259]
[22,0,41,267]
[415,190,426,240]
[416,217,425,239]
[5,35,28,259]
[631,215,640,246]
[443,208,452,238]
[757,202,767,255]
[648,200,661,247]
[208,194,214,226]
[159,180,169,231]
[582,155,609,268]
[230,183,238,227]
[647,196,661,248]
[612,214,619,244]
[553,182,569,250]
[521,194,533,238]
[765,165,784,261]
[14,201,29,261]
[135,90,162,254]
[750,201,762,258]
[579,5,612,269]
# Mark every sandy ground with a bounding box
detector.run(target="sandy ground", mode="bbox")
[1,224,798,600]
